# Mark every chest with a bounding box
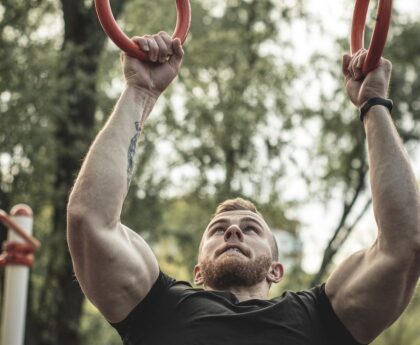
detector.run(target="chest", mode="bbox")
[135,291,322,345]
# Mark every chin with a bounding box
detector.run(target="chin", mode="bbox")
[200,255,271,290]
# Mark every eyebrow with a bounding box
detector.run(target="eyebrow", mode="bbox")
[240,217,264,228]
[207,219,229,230]
[207,216,265,231]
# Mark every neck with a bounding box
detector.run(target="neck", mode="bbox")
[205,281,270,302]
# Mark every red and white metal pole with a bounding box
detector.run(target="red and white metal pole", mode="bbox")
[0,205,39,345]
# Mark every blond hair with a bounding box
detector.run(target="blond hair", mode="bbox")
[215,197,261,216]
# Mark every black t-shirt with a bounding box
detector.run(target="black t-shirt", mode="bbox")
[110,271,363,345]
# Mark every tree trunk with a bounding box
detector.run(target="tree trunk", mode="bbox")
[28,1,125,344]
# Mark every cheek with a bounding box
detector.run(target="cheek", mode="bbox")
[200,237,219,257]
[250,238,272,254]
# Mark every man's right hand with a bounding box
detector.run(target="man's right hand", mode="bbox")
[122,31,184,98]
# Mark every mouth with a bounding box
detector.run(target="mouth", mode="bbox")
[218,245,249,257]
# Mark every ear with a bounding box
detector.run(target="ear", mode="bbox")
[194,264,204,285]
[266,262,284,284]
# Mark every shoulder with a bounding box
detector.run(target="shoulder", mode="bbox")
[109,271,191,337]
[274,284,326,308]
[278,285,363,345]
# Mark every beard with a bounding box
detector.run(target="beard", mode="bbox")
[200,254,272,291]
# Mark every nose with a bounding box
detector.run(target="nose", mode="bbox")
[224,225,244,242]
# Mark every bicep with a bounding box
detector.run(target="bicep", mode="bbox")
[326,242,420,344]
[67,222,159,323]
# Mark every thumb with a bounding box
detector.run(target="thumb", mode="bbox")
[342,54,351,77]
[170,38,184,68]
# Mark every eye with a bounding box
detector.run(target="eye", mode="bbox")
[213,227,225,235]
[243,226,257,233]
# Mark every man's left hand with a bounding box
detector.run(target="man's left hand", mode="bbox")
[343,49,392,107]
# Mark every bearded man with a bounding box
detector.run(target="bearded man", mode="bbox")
[67,32,420,345]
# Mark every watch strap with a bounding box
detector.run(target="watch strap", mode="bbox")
[359,98,393,123]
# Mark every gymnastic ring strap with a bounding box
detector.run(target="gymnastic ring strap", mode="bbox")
[0,242,36,267]
[95,0,191,61]
[351,0,392,75]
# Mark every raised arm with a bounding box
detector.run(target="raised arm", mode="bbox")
[67,33,184,323]
[326,49,420,344]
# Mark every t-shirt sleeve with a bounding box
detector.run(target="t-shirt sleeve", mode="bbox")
[109,270,176,341]
[308,284,365,345]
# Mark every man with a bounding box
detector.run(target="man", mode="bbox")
[67,32,420,344]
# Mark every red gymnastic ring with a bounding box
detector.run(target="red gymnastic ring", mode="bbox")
[95,0,191,61]
[351,0,392,75]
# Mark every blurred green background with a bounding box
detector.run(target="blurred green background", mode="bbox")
[0,0,419,344]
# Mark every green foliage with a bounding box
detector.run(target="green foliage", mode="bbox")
[0,0,58,209]
[305,4,420,285]
[105,0,307,277]
[1,0,419,344]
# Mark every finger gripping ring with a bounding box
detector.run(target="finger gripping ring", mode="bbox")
[351,0,392,74]
[95,0,191,61]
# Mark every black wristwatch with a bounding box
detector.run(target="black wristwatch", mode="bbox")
[359,98,393,123]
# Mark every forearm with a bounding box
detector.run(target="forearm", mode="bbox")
[68,86,156,228]
[364,106,420,248]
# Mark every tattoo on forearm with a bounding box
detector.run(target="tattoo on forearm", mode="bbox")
[127,121,142,187]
